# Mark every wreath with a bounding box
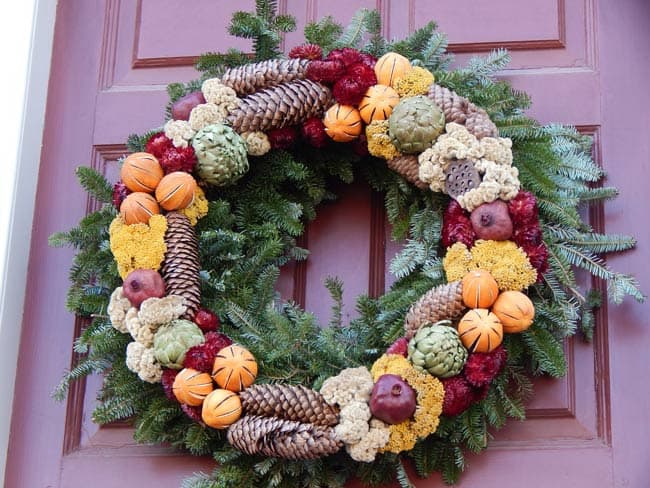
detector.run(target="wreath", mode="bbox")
[53,4,644,487]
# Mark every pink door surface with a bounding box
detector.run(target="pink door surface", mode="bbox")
[6,0,649,487]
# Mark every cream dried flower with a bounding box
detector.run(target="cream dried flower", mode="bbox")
[125,341,163,383]
[335,401,371,444]
[202,79,239,112]
[125,307,156,347]
[138,295,186,326]
[320,367,374,407]
[189,103,228,131]
[242,131,271,156]
[108,287,131,333]
[164,120,195,148]
[346,420,391,463]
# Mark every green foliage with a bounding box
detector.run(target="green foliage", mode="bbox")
[52,2,644,488]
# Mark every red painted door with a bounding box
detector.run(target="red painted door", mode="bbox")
[6,0,649,487]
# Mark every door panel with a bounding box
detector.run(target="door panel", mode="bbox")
[6,0,649,487]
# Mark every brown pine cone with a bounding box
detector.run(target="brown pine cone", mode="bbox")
[404,281,465,339]
[241,384,339,426]
[227,415,342,460]
[387,155,428,190]
[221,59,310,96]
[427,84,498,139]
[227,79,332,133]
[161,212,201,320]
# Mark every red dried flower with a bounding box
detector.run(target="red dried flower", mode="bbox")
[145,132,174,159]
[305,60,346,84]
[301,117,329,148]
[513,223,543,247]
[386,337,409,357]
[160,145,197,174]
[521,242,549,280]
[182,332,233,373]
[346,62,377,86]
[326,47,363,68]
[441,376,474,416]
[268,126,299,149]
[463,346,507,387]
[288,44,323,60]
[161,368,179,402]
[508,190,539,226]
[181,403,203,423]
[333,76,368,105]
[442,200,476,248]
[358,52,378,69]
[112,181,131,211]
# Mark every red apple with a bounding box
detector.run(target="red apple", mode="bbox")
[171,91,206,121]
[193,308,220,332]
[122,269,166,308]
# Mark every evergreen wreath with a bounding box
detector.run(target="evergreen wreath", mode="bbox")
[52,3,645,487]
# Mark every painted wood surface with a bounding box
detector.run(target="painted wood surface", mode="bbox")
[5,0,649,486]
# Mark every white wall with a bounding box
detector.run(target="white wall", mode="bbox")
[0,0,57,482]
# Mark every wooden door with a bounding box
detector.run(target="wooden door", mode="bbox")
[5,0,649,487]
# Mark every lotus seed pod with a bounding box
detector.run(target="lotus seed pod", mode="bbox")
[388,96,445,154]
[153,319,205,369]
[192,123,249,186]
[408,321,468,378]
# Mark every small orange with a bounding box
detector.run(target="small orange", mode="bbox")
[323,104,363,142]
[119,192,160,225]
[172,368,214,406]
[212,345,258,392]
[120,152,164,193]
[201,389,242,429]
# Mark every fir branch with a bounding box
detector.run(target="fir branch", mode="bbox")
[324,276,344,328]
[304,16,343,53]
[75,167,113,204]
[522,327,567,377]
[334,9,374,49]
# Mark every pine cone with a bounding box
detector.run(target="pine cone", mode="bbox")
[427,84,498,139]
[221,59,310,96]
[228,79,332,133]
[227,415,342,460]
[404,281,465,340]
[387,155,428,190]
[241,384,339,426]
[161,212,201,320]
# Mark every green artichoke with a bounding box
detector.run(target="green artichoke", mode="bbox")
[153,319,204,369]
[192,123,249,186]
[408,321,467,378]
[388,95,445,153]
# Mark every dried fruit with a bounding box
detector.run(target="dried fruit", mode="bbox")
[470,200,514,241]
[122,269,166,308]
[369,374,417,424]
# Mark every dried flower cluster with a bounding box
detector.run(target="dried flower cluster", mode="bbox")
[418,123,519,211]
[370,354,444,453]
[443,240,537,291]
[109,215,167,279]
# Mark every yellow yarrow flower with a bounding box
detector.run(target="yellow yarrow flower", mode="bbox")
[179,186,209,226]
[443,239,537,291]
[394,67,435,98]
[109,215,167,279]
[366,120,401,160]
